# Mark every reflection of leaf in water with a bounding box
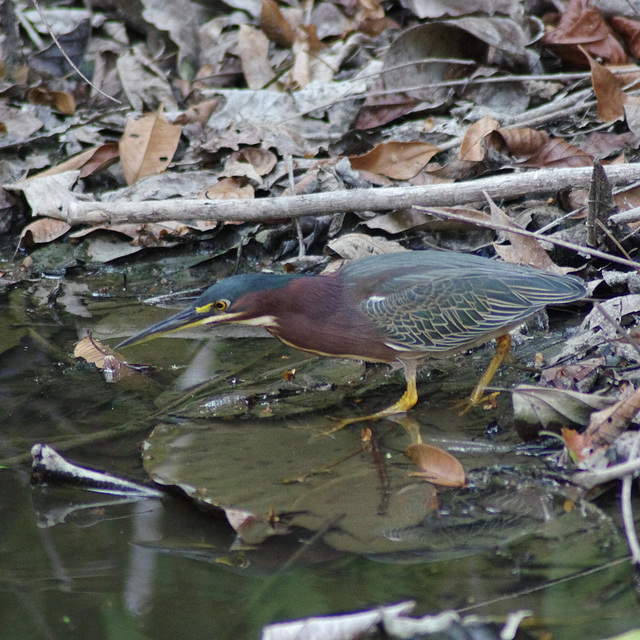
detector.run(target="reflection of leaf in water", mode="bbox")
[143,420,612,557]
[144,419,440,554]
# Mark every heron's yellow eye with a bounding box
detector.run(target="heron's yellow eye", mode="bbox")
[214,300,228,311]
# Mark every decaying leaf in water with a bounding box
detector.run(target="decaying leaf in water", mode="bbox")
[405,443,465,487]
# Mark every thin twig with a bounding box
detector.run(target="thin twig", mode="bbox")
[284,153,306,258]
[572,455,640,489]
[420,205,640,271]
[30,0,120,104]
[593,302,640,360]
[621,434,640,564]
[60,165,640,231]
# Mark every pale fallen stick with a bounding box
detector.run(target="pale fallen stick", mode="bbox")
[60,164,640,226]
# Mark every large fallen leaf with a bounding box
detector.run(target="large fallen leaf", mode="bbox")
[143,420,440,554]
[365,207,490,234]
[611,16,640,58]
[512,384,614,428]
[488,128,549,159]
[119,105,182,185]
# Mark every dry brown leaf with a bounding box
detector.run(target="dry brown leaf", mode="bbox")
[540,357,605,391]
[74,336,146,382]
[349,142,441,180]
[542,0,628,66]
[623,96,640,138]
[19,218,71,247]
[490,128,549,159]
[355,92,420,130]
[583,384,640,448]
[33,143,120,180]
[519,138,592,168]
[405,443,465,488]
[458,116,500,163]
[325,233,407,264]
[260,0,296,47]
[27,86,76,115]
[611,16,640,58]
[199,177,255,200]
[579,132,638,158]
[119,105,182,186]
[580,47,625,122]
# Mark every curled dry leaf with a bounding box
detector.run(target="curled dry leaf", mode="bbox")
[260,0,296,47]
[458,116,500,163]
[19,218,71,247]
[365,206,490,235]
[405,443,465,487]
[74,336,144,382]
[325,233,408,263]
[119,105,182,185]
[33,143,120,180]
[356,93,420,130]
[224,147,277,178]
[349,142,441,180]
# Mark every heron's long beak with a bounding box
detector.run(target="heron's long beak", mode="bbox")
[116,306,204,349]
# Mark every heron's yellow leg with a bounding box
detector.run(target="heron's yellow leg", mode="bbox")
[459,334,511,415]
[323,360,419,434]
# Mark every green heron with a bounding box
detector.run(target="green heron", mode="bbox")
[117,251,586,427]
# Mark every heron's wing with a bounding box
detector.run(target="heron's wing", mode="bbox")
[360,273,580,353]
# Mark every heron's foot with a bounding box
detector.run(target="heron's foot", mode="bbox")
[318,383,419,436]
[456,390,500,416]
[319,412,391,437]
